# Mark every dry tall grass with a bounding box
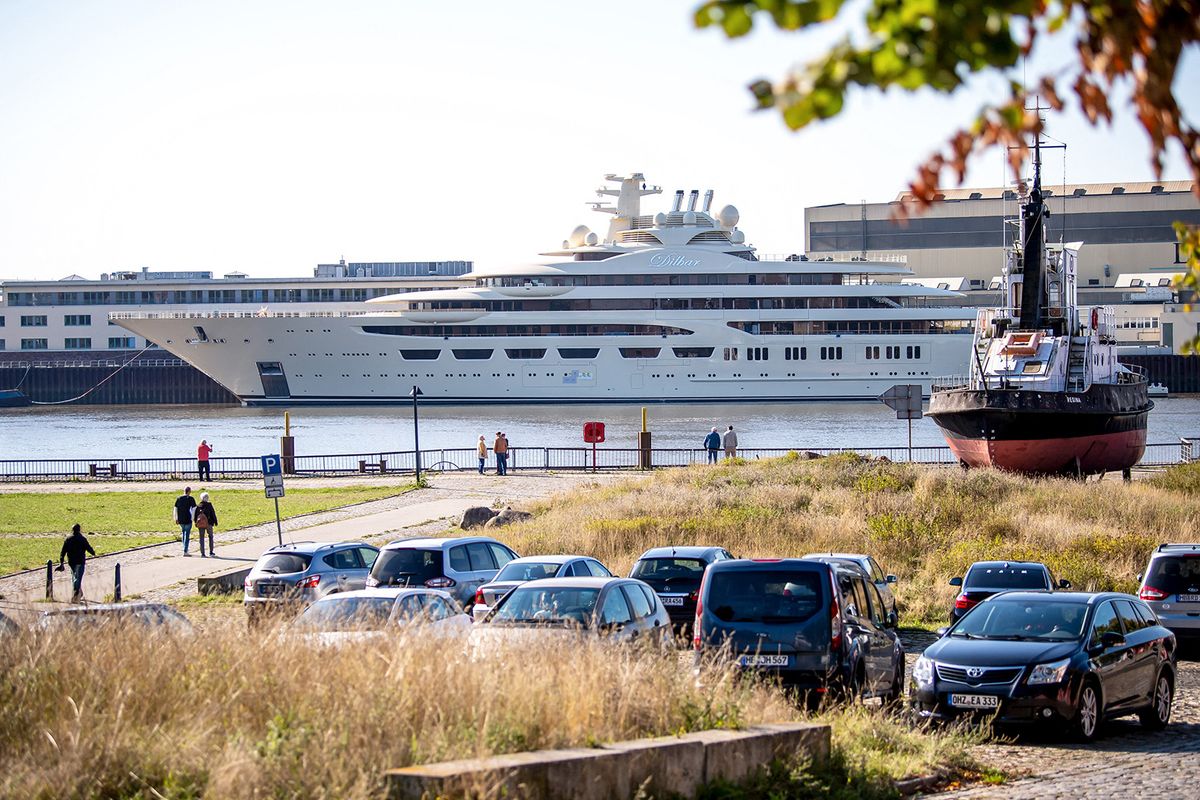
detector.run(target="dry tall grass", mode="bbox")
[501,454,1200,625]
[0,625,794,799]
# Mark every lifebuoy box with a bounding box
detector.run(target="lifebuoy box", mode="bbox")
[583,421,606,443]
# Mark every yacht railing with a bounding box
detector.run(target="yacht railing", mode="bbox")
[758,252,908,264]
[109,310,378,321]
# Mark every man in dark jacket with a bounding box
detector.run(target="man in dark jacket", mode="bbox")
[174,487,197,556]
[58,524,96,603]
[703,427,721,464]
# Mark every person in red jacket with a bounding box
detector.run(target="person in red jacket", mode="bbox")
[197,439,213,482]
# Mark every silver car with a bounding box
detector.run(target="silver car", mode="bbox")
[1138,543,1200,641]
[366,536,518,608]
[803,552,898,614]
[244,540,380,622]
[475,577,670,643]
[471,555,614,621]
[292,588,471,645]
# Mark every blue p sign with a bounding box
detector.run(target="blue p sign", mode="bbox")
[261,455,282,475]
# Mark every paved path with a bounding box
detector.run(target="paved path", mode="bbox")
[0,471,624,606]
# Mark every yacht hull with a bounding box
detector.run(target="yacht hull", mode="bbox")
[927,384,1152,475]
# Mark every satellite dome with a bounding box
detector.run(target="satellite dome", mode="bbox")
[730,230,746,244]
[717,205,740,228]
[568,224,592,248]
[585,231,598,246]
[682,211,697,225]
[654,212,667,226]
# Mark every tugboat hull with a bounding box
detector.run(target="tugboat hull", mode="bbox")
[928,384,1151,475]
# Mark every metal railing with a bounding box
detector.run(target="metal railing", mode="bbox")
[0,440,1191,481]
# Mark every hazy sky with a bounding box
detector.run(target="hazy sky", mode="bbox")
[1,0,1196,280]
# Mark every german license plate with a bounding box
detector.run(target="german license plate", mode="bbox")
[660,595,685,607]
[1177,594,1200,602]
[257,584,284,596]
[738,654,789,667]
[950,694,1000,709]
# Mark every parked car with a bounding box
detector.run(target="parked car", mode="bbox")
[802,552,899,614]
[291,588,470,645]
[471,555,613,621]
[474,577,670,643]
[912,592,1175,740]
[36,602,193,634]
[366,536,518,608]
[244,541,380,622]
[629,546,733,635]
[949,561,1070,622]
[1137,543,1200,642]
[693,559,904,706]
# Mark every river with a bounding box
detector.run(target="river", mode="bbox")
[2,398,1197,460]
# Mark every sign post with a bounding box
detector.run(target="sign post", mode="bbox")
[583,422,606,473]
[877,384,923,463]
[261,454,285,547]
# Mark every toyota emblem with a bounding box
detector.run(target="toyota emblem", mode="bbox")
[966,667,985,679]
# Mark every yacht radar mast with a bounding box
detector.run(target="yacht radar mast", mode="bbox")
[590,173,662,242]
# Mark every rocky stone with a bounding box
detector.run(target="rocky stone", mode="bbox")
[459,506,498,530]
[483,506,533,529]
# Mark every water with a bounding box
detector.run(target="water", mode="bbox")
[2,398,1197,460]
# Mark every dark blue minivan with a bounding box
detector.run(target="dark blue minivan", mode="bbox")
[693,559,904,705]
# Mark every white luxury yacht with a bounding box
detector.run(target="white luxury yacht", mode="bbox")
[115,174,976,405]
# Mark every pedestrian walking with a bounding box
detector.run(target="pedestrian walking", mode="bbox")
[57,523,96,603]
[477,435,488,474]
[722,425,739,459]
[197,439,213,482]
[703,427,721,464]
[174,486,197,556]
[493,431,508,476]
[195,492,219,557]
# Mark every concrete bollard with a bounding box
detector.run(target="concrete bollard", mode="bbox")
[45,560,53,601]
[114,563,122,602]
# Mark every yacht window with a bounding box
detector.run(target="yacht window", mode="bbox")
[400,350,441,360]
[866,346,879,360]
[504,348,546,360]
[820,346,843,361]
[723,347,738,361]
[886,346,899,359]
[1021,360,1044,374]
[746,347,768,361]
[558,348,599,359]
[672,347,714,358]
[452,349,493,360]
[619,348,661,359]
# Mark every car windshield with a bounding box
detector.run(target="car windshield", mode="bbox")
[630,558,706,585]
[372,548,444,586]
[490,586,600,627]
[707,570,823,624]
[965,567,1048,590]
[256,553,312,575]
[1146,556,1200,594]
[951,599,1088,640]
[494,561,563,582]
[295,597,397,631]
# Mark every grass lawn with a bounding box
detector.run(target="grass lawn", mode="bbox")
[0,485,411,573]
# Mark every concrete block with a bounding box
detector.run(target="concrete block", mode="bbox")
[197,567,251,595]
[697,723,830,786]
[601,734,705,799]
[387,747,606,800]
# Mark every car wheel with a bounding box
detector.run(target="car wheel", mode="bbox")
[882,661,905,707]
[1139,671,1172,730]
[1071,680,1102,742]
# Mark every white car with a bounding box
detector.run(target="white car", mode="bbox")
[471,555,614,621]
[291,587,470,645]
[802,552,899,615]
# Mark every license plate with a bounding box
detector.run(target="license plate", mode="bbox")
[1177,594,1200,602]
[660,595,685,607]
[738,654,789,667]
[257,584,284,596]
[950,694,1000,709]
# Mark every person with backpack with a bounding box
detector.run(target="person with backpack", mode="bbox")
[476,435,488,474]
[195,492,219,558]
[173,487,197,556]
[703,427,722,464]
[57,523,96,603]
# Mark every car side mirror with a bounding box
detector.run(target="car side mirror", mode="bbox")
[949,577,963,587]
[1136,573,1143,582]
[886,610,899,628]
[885,575,897,584]
[1100,630,1126,649]
[935,626,950,637]
[1058,579,1072,589]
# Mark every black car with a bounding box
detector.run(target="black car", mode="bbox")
[694,559,904,708]
[949,561,1070,622]
[629,546,733,636]
[912,592,1175,741]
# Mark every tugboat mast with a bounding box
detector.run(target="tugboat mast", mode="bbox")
[1017,137,1049,332]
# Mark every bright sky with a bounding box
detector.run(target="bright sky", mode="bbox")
[1,0,1196,280]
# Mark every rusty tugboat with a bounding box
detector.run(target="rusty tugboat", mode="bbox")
[928,139,1153,478]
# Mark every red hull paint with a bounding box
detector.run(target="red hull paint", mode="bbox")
[944,429,1148,475]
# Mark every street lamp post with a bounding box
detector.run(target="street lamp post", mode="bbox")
[410,385,424,482]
